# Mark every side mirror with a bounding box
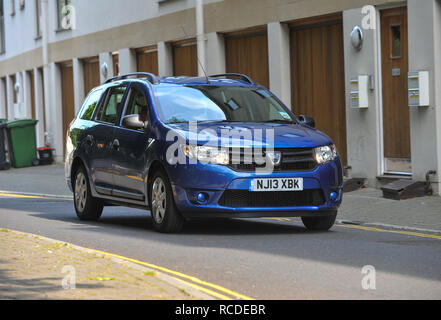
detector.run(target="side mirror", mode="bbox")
[298,115,315,128]
[122,114,147,130]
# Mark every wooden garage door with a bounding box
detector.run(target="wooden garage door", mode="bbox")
[173,40,198,77]
[83,57,100,95]
[225,29,269,88]
[137,46,158,75]
[113,53,120,77]
[381,7,410,169]
[11,74,17,104]
[61,62,74,153]
[290,15,347,165]
[29,70,36,119]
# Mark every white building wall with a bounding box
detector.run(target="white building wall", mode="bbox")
[33,67,46,148]
[408,0,441,194]
[343,7,382,186]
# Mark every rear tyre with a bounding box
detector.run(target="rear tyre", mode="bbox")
[149,170,184,233]
[73,166,103,221]
[301,212,337,231]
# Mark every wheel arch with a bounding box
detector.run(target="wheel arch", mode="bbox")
[70,156,87,190]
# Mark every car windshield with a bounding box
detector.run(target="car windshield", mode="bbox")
[154,85,296,124]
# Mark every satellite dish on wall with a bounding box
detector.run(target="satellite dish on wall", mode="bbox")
[350,26,363,51]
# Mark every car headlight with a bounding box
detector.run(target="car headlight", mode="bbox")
[182,145,229,165]
[314,144,338,164]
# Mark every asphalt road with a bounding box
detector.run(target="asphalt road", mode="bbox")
[0,195,440,300]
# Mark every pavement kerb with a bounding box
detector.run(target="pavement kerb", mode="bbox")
[4,228,216,300]
[336,219,441,234]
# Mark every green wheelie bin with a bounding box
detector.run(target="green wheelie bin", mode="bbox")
[3,119,39,168]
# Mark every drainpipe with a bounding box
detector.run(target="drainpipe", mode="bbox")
[41,0,51,147]
[195,0,207,77]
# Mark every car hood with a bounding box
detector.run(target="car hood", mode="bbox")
[167,122,333,148]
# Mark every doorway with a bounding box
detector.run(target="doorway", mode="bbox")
[380,6,411,174]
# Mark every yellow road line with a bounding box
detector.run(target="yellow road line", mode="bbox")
[335,224,441,240]
[88,248,254,300]
[263,217,291,222]
[170,276,232,300]
[0,193,50,199]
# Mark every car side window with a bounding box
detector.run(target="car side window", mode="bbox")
[96,86,127,125]
[124,87,149,123]
[77,88,103,120]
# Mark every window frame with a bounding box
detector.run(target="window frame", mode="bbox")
[35,0,42,39]
[119,84,150,129]
[9,0,14,16]
[0,0,5,53]
[56,0,71,31]
[390,23,402,59]
[77,88,104,121]
[94,85,128,126]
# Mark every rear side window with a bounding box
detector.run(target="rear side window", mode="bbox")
[96,86,127,124]
[78,89,103,120]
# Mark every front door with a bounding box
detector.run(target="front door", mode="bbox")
[381,7,411,174]
[90,85,128,195]
[112,84,150,201]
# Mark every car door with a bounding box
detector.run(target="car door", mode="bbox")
[89,84,128,195]
[111,83,151,201]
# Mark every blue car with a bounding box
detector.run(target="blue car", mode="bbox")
[65,73,343,233]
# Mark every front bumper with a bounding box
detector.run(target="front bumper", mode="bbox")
[167,158,343,218]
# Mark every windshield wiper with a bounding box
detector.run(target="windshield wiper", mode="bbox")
[261,119,295,124]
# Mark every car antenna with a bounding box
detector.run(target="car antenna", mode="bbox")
[181,26,209,84]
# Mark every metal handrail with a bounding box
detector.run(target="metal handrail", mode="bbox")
[104,72,160,85]
[209,73,256,85]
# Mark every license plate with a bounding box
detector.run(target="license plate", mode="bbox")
[249,178,303,192]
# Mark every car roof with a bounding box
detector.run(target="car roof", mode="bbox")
[100,73,260,90]
[158,76,257,87]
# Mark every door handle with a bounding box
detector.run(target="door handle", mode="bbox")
[86,135,94,146]
[112,139,120,150]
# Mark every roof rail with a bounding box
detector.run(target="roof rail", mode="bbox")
[104,72,160,85]
[209,73,256,85]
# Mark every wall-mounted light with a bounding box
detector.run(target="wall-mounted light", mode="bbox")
[100,62,108,79]
[350,26,363,51]
[14,81,20,94]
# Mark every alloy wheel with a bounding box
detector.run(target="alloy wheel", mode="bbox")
[151,177,167,224]
[75,171,87,212]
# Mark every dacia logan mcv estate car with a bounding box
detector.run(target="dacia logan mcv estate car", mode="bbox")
[65,73,343,233]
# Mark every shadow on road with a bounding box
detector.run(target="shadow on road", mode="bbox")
[1,197,441,284]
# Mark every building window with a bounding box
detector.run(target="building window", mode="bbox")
[56,0,71,30]
[0,0,5,53]
[9,0,14,16]
[35,0,41,38]
[391,25,401,58]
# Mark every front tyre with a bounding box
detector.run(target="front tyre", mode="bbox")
[149,170,184,233]
[73,166,103,221]
[301,212,337,231]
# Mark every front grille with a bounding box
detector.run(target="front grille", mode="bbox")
[228,148,316,172]
[218,189,325,207]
